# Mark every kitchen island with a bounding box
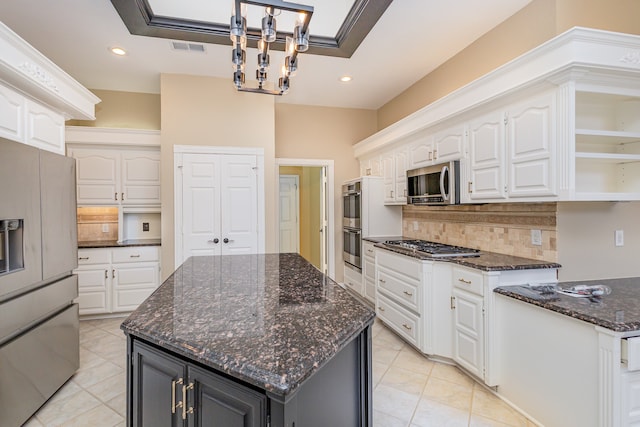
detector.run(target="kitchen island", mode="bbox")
[121,253,375,427]
[494,278,640,427]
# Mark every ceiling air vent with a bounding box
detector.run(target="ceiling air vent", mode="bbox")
[171,41,206,53]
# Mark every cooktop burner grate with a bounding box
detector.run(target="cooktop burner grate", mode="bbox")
[383,239,480,257]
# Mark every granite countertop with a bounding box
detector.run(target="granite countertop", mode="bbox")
[78,238,162,248]
[120,253,375,397]
[374,242,560,272]
[495,277,640,332]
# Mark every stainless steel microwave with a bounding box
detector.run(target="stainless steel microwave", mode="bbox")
[406,161,460,205]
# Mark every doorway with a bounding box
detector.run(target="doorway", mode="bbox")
[276,159,334,278]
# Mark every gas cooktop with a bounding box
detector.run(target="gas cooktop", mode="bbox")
[383,239,480,258]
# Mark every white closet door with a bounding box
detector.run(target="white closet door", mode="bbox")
[220,155,258,255]
[182,154,221,259]
[279,175,299,253]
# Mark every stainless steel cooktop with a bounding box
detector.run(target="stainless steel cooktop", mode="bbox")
[383,239,480,258]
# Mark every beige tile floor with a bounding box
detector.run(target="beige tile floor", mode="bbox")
[22,317,536,427]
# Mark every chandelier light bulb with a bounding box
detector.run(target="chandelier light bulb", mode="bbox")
[261,8,277,43]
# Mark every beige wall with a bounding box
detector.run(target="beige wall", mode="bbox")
[160,74,276,279]
[557,202,640,281]
[275,104,377,280]
[67,89,161,130]
[377,0,640,130]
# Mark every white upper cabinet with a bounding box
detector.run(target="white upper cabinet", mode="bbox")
[382,147,408,205]
[433,124,465,163]
[506,92,556,198]
[353,28,640,203]
[0,22,99,153]
[66,127,161,207]
[466,110,506,201]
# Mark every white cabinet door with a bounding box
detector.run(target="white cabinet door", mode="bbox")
[24,99,65,155]
[433,125,465,163]
[112,262,160,312]
[409,138,434,169]
[121,150,161,205]
[75,266,110,315]
[394,149,408,203]
[69,147,120,205]
[181,154,259,262]
[452,288,484,379]
[467,111,507,200]
[0,83,24,142]
[507,92,557,197]
[381,152,394,203]
[362,241,376,304]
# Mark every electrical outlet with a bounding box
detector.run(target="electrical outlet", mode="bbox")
[531,229,542,246]
[102,223,109,233]
[615,229,624,247]
[413,221,419,231]
[143,222,150,232]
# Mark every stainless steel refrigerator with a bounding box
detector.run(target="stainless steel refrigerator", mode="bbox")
[0,137,79,426]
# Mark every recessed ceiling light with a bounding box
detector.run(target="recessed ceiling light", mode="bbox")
[109,46,127,56]
[340,76,352,82]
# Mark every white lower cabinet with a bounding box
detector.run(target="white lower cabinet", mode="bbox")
[452,284,484,379]
[75,246,160,315]
[343,262,363,296]
[362,241,376,304]
[622,370,640,425]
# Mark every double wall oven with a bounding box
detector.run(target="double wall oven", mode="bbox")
[342,180,362,271]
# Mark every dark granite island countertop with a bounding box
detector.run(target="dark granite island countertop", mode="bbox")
[121,253,375,426]
[495,277,640,332]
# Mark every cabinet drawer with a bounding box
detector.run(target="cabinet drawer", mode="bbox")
[363,241,376,260]
[114,288,155,312]
[377,292,420,348]
[112,246,159,263]
[76,292,108,314]
[77,248,111,265]
[76,267,108,290]
[343,264,363,295]
[376,249,422,281]
[364,257,375,281]
[377,267,420,313]
[452,266,484,296]
[115,264,159,288]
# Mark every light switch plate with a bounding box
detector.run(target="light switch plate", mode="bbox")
[102,223,109,233]
[615,229,624,247]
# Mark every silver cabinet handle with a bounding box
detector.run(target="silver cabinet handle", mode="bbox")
[182,382,194,419]
[451,296,456,309]
[172,378,183,413]
[468,181,473,193]
[379,278,386,283]
[367,249,374,254]
[223,238,234,243]
[79,256,89,260]
[403,290,413,297]
[207,238,219,244]
[378,306,385,312]
[114,192,118,201]
[121,192,124,201]
[433,150,438,159]
[104,270,108,279]
[390,190,394,197]
[458,278,472,285]
[112,269,115,279]
[403,189,407,197]
[402,323,412,331]
[129,254,140,258]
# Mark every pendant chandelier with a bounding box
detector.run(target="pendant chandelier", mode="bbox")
[231,0,314,95]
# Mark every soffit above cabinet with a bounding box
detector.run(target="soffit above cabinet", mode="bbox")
[354,27,640,158]
[0,22,99,120]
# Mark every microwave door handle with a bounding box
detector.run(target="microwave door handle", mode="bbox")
[440,165,450,201]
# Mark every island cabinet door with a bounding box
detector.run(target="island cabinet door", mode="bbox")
[131,341,187,427]
[186,365,267,427]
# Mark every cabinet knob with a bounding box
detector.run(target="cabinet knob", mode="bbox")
[379,278,386,283]
[223,238,234,244]
[378,306,385,312]
[367,249,374,254]
[207,238,219,244]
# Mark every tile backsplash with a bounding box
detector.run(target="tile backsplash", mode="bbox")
[77,206,119,242]
[402,203,558,262]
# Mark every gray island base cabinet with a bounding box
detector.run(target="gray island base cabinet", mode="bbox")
[122,254,374,427]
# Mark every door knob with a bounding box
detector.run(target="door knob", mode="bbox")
[223,238,233,243]
[207,238,220,244]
